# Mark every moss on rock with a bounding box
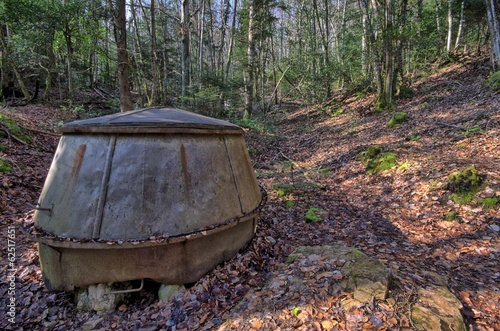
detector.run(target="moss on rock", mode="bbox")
[411,286,466,331]
[356,145,382,164]
[446,166,485,205]
[366,152,397,174]
[387,112,408,128]
[447,166,482,193]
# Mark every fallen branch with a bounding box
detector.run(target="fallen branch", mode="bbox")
[0,124,28,145]
[24,127,61,137]
[93,88,107,99]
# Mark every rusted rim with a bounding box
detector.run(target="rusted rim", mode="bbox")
[23,186,267,250]
[59,107,244,134]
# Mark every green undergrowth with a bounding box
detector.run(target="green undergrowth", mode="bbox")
[366,152,397,174]
[272,183,294,198]
[305,207,327,223]
[356,145,382,163]
[0,114,32,144]
[479,197,499,209]
[447,166,484,205]
[387,112,408,128]
[484,71,500,92]
[357,145,398,174]
[0,158,12,173]
[234,116,275,134]
[445,211,458,221]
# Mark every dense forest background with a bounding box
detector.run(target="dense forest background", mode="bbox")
[1,0,499,116]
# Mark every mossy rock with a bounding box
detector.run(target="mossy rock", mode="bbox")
[411,286,466,331]
[0,114,32,144]
[387,112,408,128]
[484,71,500,92]
[289,246,391,310]
[0,158,12,173]
[305,207,327,223]
[366,152,397,174]
[447,166,483,193]
[356,145,382,164]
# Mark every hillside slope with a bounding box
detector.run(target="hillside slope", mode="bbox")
[0,55,498,330]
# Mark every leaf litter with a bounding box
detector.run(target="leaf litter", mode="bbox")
[1,56,499,330]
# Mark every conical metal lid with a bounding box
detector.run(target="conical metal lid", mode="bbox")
[60,107,242,134]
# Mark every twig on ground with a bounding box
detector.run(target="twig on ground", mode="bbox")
[0,124,28,145]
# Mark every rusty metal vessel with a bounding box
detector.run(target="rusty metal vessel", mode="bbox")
[27,107,264,291]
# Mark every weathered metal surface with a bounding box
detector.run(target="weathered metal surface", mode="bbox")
[31,107,263,290]
[37,215,258,291]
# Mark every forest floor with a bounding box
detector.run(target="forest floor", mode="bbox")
[1,55,499,331]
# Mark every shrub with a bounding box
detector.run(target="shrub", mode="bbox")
[0,158,12,173]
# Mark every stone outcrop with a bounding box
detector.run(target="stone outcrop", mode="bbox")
[289,245,392,310]
[220,245,466,331]
[411,285,467,331]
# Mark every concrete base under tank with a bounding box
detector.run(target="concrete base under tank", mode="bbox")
[38,216,257,291]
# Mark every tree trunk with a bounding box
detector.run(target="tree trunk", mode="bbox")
[245,0,256,118]
[435,0,441,35]
[224,0,238,84]
[0,25,32,100]
[64,21,74,99]
[130,0,147,105]
[380,0,395,110]
[446,0,453,52]
[181,0,191,106]
[454,0,465,50]
[43,31,56,100]
[198,0,206,85]
[485,0,500,69]
[150,0,159,105]
[361,12,369,76]
[107,0,133,112]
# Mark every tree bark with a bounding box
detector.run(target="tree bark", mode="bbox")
[446,0,453,52]
[181,0,191,106]
[245,0,256,118]
[0,24,32,100]
[381,0,395,110]
[454,0,465,50]
[485,0,500,69]
[63,23,73,99]
[107,0,133,112]
[150,0,159,104]
[198,0,206,85]
[224,0,238,84]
